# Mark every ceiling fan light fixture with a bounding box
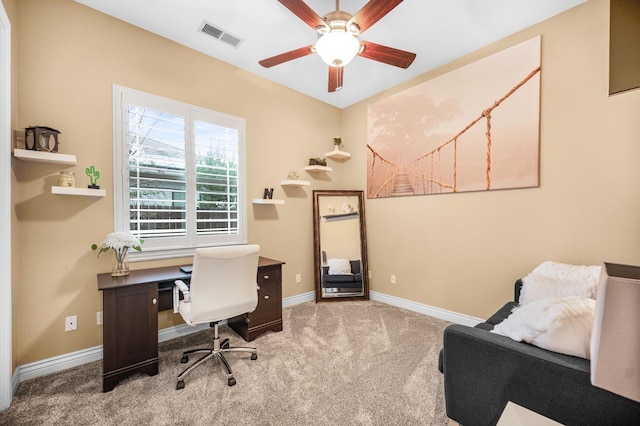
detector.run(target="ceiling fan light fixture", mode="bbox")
[315,30,360,67]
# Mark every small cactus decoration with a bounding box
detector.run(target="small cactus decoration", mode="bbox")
[86,165,101,189]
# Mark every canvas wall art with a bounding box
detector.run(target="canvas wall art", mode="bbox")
[367,36,541,198]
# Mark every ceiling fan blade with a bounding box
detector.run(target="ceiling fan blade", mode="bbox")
[277,0,328,31]
[328,66,344,92]
[350,0,404,34]
[358,41,416,69]
[259,45,314,68]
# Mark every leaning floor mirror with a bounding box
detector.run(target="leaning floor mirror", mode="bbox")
[313,190,369,302]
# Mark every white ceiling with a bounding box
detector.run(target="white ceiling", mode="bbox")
[74,0,586,109]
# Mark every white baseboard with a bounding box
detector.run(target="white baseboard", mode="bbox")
[12,290,477,390]
[282,291,315,308]
[18,345,103,384]
[370,291,482,327]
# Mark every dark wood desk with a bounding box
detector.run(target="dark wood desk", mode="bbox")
[97,256,284,392]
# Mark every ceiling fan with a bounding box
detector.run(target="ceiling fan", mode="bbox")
[259,0,416,92]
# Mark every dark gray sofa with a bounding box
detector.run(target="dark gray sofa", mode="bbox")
[321,260,362,289]
[439,280,640,425]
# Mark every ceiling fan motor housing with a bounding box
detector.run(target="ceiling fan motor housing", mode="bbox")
[318,10,359,35]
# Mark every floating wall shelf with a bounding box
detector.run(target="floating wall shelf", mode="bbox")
[304,165,332,172]
[325,149,351,160]
[281,180,310,186]
[52,186,106,197]
[13,148,77,165]
[252,199,285,205]
[323,212,359,222]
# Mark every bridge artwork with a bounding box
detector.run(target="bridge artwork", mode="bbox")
[367,37,541,199]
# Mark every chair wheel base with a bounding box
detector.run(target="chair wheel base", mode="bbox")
[180,355,188,363]
[176,380,185,390]
[228,377,236,386]
[251,353,257,360]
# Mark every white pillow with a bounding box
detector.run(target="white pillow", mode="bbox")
[491,297,595,359]
[519,261,601,305]
[328,258,352,275]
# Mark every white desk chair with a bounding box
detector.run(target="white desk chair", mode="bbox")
[173,244,260,389]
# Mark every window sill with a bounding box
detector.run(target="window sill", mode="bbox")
[128,247,197,262]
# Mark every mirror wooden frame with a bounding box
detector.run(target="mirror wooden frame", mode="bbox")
[313,190,369,302]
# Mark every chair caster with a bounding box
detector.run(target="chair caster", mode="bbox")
[176,380,185,390]
[228,377,236,387]
[251,353,257,360]
[221,338,230,349]
[180,355,189,363]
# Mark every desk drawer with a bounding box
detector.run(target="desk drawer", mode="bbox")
[253,266,282,324]
[228,263,283,341]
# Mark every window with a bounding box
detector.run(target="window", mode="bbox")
[113,85,247,260]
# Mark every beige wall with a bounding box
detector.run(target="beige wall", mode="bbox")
[343,0,640,319]
[11,0,340,366]
[8,0,640,368]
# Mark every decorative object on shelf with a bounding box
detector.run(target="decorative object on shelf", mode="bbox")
[25,126,60,152]
[342,203,354,213]
[86,165,101,189]
[92,231,144,277]
[287,171,299,180]
[58,171,75,188]
[333,136,343,148]
[263,188,274,199]
[309,157,327,166]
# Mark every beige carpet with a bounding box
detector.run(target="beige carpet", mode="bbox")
[0,301,450,425]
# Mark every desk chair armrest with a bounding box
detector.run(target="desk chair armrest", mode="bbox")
[173,280,190,313]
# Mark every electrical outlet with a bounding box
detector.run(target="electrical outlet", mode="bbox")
[390,274,397,285]
[295,274,301,283]
[368,270,372,279]
[97,311,103,326]
[65,315,77,331]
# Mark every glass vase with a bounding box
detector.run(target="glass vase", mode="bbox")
[111,248,130,276]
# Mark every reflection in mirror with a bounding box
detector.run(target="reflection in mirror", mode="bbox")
[313,190,369,301]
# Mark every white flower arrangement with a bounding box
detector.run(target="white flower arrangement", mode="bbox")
[92,231,144,276]
[92,231,143,256]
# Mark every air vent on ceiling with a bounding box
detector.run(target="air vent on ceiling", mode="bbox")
[198,20,243,48]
